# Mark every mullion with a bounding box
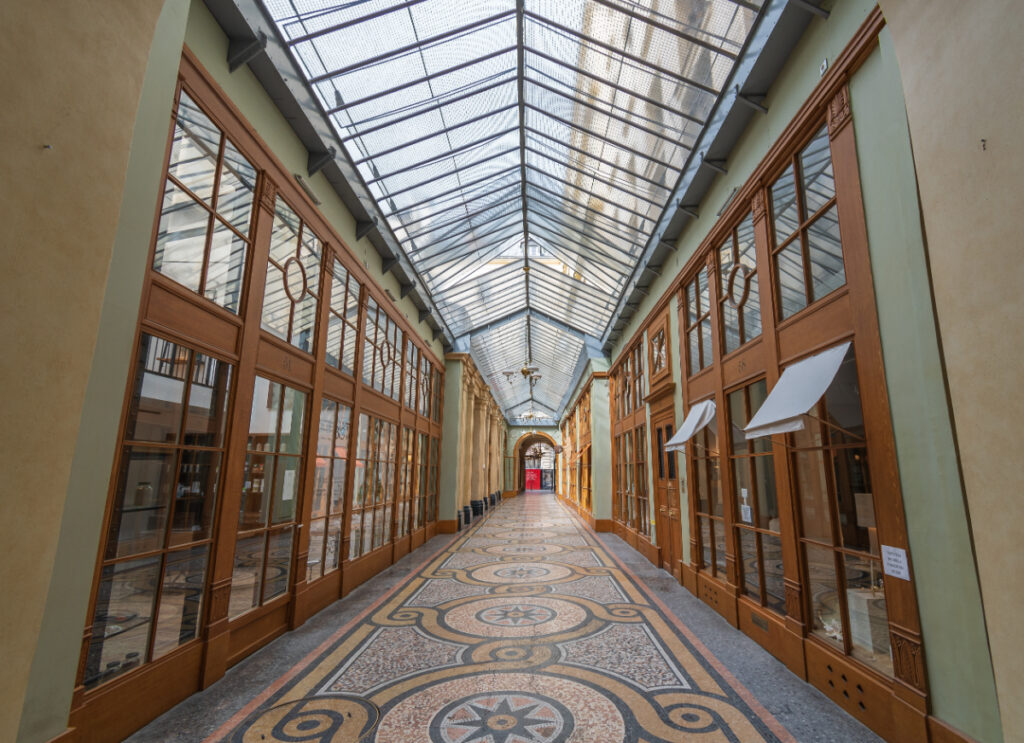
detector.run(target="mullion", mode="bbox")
[526,144,665,208]
[368,138,519,189]
[397,179,519,232]
[309,11,516,85]
[526,74,689,143]
[384,164,520,217]
[344,75,516,141]
[524,11,719,95]
[523,48,703,126]
[525,103,676,170]
[327,46,517,115]
[526,125,671,191]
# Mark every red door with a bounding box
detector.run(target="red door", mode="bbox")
[525,469,541,490]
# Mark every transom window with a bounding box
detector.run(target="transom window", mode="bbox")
[263,199,322,353]
[684,266,714,375]
[362,297,402,400]
[719,213,762,353]
[770,124,844,319]
[153,91,255,313]
[325,258,361,375]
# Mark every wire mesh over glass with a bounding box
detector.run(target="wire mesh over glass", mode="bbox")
[260,0,762,417]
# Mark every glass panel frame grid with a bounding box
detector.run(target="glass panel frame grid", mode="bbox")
[259,0,763,419]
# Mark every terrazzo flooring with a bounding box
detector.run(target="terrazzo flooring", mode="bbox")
[129,493,881,742]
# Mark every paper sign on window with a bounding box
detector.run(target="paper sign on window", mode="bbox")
[881,545,910,581]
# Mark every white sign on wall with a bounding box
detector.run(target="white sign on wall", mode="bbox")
[881,545,910,581]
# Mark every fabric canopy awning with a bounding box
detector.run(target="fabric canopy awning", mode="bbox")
[665,399,716,452]
[744,342,852,440]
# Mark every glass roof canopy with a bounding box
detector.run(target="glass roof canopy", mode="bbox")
[260,0,762,424]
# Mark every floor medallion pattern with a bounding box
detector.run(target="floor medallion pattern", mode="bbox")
[216,495,794,742]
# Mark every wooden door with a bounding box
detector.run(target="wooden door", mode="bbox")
[651,412,682,581]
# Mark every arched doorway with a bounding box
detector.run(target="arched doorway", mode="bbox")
[511,432,558,492]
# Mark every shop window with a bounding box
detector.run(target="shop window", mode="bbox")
[84,333,232,688]
[152,91,255,313]
[230,377,307,618]
[307,398,350,581]
[719,213,762,353]
[684,266,714,375]
[770,124,844,319]
[349,415,397,558]
[397,427,416,537]
[325,258,361,375]
[727,380,784,613]
[691,409,725,578]
[791,345,892,676]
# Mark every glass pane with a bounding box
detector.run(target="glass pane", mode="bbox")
[184,353,231,446]
[739,528,760,602]
[335,404,351,456]
[278,385,307,454]
[263,528,293,601]
[754,455,779,531]
[712,519,727,576]
[807,206,845,300]
[775,241,807,319]
[844,553,893,675]
[352,459,366,510]
[762,533,786,614]
[307,518,325,582]
[317,398,336,456]
[771,164,799,243]
[722,302,741,355]
[269,200,300,264]
[348,510,362,559]
[824,348,866,444]
[153,182,209,293]
[272,455,301,523]
[700,318,713,370]
[83,556,161,688]
[168,449,220,546]
[248,377,280,452]
[204,220,246,312]
[362,507,375,553]
[733,458,753,525]
[795,450,832,544]
[665,426,676,479]
[805,543,843,650]
[170,92,220,202]
[326,515,343,572]
[152,544,208,659]
[331,459,347,514]
[736,215,761,343]
[800,126,835,217]
[216,139,256,233]
[311,460,329,519]
[709,456,723,518]
[261,263,291,341]
[229,534,264,618]
[699,517,712,569]
[126,334,188,444]
[728,388,746,456]
[292,291,318,353]
[834,448,877,555]
[326,312,343,369]
[687,327,700,376]
[240,453,273,530]
[107,447,175,559]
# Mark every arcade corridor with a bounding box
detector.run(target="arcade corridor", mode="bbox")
[129,493,880,742]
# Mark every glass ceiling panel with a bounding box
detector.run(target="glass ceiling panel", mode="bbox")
[260,0,762,419]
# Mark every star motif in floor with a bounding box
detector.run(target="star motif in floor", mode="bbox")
[478,604,553,627]
[443,696,564,743]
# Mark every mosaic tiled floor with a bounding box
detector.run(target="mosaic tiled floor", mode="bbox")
[207,494,795,743]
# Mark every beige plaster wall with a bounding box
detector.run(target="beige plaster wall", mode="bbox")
[0,1,169,739]
[880,4,1024,738]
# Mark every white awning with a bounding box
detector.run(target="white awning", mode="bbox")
[744,342,852,440]
[665,399,716,452]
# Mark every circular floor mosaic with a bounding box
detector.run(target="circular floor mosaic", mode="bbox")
[442,596,587,638]
[483,543,564,557]
[488,530,561,541]
[469,562,573,584]
[373,673,626,743]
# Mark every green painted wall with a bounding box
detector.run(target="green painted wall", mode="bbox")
[439,358,464,521]
[16,3,190,740]
[851,30,1001,741]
